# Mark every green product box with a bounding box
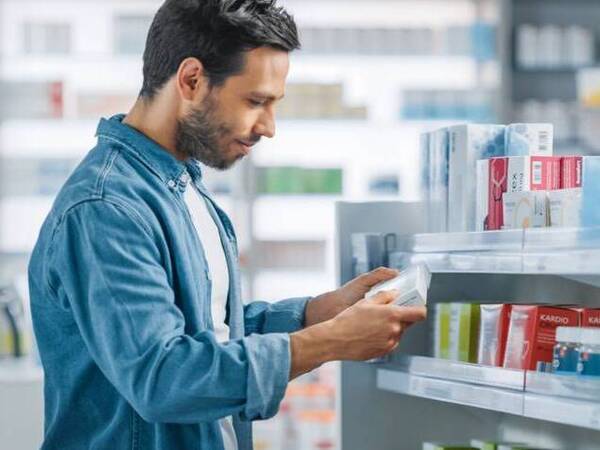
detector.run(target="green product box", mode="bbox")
[434,303,451,359]
[423,443,476,450]
[449,303,480,363]
[259,167,303,194]
[323,168,343,193]
[302,169,326,193]
[302,168,343,194]
[258,167,342,194]
[280,167,304,194]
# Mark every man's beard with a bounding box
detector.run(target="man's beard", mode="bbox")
[175,95,239,171]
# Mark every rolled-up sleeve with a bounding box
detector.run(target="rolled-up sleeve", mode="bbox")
[47,199,290,424]
[243,297,311,335]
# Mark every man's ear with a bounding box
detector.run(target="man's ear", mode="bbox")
[175,57,209,103]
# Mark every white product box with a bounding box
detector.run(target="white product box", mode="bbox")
[502,191,548,229]
[365,263,431,307]
[448,124,506,232]
[428,128,449,232]
[505,123,554,157]
[548,188,583,228]
[476,159,489,232]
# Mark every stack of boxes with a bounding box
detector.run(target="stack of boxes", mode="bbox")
[433,302,600,372]
[420,123,600,232]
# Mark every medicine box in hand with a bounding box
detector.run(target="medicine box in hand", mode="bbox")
[365,263,431,307]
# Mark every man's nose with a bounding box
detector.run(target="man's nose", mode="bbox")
[255,109,275,139]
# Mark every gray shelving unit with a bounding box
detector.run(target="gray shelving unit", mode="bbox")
[336,201,600,450]
[499,0,600,153]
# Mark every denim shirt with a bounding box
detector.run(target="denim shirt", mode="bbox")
[28,114,310,450]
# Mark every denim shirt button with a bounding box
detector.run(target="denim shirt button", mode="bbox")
[167,180,176,189]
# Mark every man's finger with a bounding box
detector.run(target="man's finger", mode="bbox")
[392,305,427,323]
[369,289,399,305]
[358,267,399,287]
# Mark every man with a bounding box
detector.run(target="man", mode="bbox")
[28,1,427,449]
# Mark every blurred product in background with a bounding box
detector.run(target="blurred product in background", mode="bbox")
[402,89,496,122]
[516,24,595,70]
[277,83,367,121]
[0,284,30,359]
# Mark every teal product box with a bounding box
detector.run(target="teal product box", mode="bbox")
[448,124,506,232]
[428,128,450,233]
[582,157,600,227]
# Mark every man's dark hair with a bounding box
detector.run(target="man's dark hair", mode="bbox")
[139,0,300,99]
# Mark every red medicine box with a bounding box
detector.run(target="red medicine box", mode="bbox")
[582,308,600,328]
[561,156,583,189]
[503,305,579,370]
[486,156,561,230]
[561,306,600,328]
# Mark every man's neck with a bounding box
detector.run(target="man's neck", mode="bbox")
[123,96,185,161]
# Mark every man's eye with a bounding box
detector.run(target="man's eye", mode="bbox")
[249,99,264,107]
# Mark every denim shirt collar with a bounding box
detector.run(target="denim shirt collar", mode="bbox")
[96,114,204,187]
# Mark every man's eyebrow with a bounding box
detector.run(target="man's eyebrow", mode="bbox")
[249,92,285,101]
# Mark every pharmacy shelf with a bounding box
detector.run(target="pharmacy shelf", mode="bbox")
[377,357,600,431]
[395,355,525,390]
[524,372,600,430]
[377,357,525,416]
[389,227,600,276]
[526,371,600,401]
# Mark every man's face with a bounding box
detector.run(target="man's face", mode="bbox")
[176,46,289,170]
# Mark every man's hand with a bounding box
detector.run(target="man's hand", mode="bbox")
[290,290,427,379]
[304,267,399,327]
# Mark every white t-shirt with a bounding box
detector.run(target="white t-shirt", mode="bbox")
[183,180,238,450]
